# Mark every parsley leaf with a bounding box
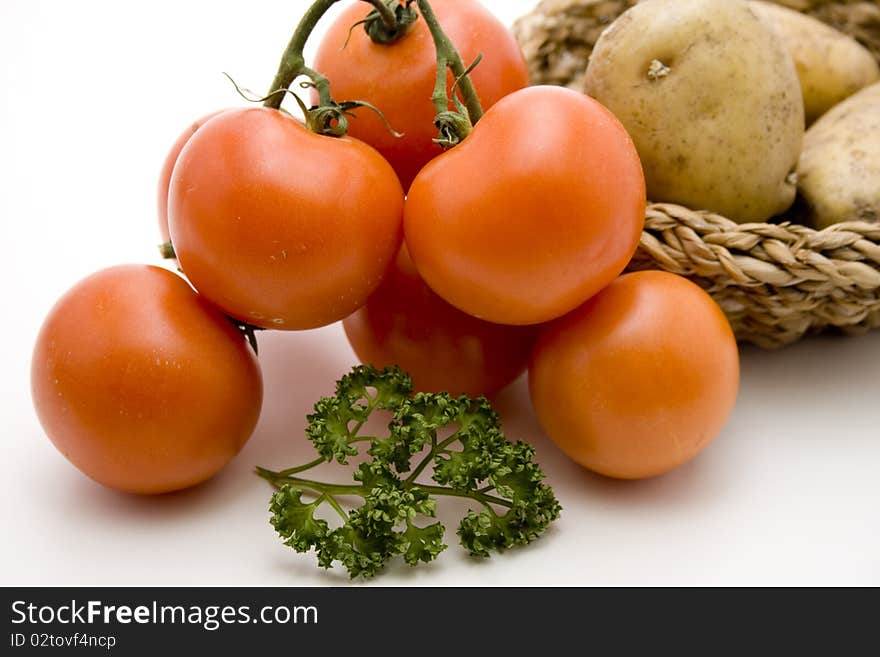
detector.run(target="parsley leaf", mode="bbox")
[258,365,561,578]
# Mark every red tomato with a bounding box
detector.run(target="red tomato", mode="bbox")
[168,107,404,330]
[528,271,739,479]
[313,0,529,189]
[405,86,645,326]
[343,246,538,397]
[31,265,263,494]
[157,110,225,242]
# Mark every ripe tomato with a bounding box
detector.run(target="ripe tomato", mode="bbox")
[31,265,263,494]
[157,110,225,243]
[405,86,645,326]
[528,271,739,479]
[343,246,538,397]
[313,0,529,189]
[168,107,403,330]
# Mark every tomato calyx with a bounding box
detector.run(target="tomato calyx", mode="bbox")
[359,0,419,45]
[305,99,403,139]
[433,109,473,148]
[262,0,413,139]
[158,241,175,260]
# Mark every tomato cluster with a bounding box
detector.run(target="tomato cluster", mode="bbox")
[31,0,739,494]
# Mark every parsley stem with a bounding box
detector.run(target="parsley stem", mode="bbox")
[324,494,350,521]
[259,466,512,510]
[261,471,367,497]
[418,485,513,509]
[404,432,459,485]
[276,456,326,477]
[346,396,378,440]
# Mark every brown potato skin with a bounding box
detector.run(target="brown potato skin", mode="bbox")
[797,82,880,228]
[585,0,804,223]
[749,1,880,125]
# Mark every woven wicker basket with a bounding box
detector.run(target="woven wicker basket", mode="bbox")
[513,0,880,347]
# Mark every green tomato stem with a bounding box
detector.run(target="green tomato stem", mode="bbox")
[367,0,399,31]
[264,0,408,111]
[430,55,449,119]
[416,0,484,136]
[264,0,337,110]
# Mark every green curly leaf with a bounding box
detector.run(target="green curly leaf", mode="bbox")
[260,365,561,578]
[269,486,329,553]
[401,521,446,566]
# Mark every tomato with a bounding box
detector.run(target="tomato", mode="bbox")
[157,110,225,243]
[404,86,645,326]
[528,271,739,480]
[313,0,529,189]
[31,265,263,494]
[343,246,538,397]
[168,107,404,330]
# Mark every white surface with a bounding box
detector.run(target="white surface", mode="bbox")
[2,0,878,587]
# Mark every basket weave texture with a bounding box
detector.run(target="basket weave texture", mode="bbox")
[513,0,880,347]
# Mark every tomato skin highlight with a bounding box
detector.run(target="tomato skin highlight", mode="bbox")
[528,271,739,480]
[343,246,538,397]
[313,0,529,189]
[404,85,646,326]
[31,265,263,494]
[157,110,226,243]
[168,107,404,330]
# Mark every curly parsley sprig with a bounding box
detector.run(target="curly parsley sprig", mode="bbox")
[256,365,561,578]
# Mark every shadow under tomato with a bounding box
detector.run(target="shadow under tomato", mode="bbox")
[493,375,735,513]
[53,454,256,521]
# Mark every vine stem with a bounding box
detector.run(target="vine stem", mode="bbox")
[264,0,337,110]
[416,0,483,124]
[366,0,399,31]
[264,0,403,111]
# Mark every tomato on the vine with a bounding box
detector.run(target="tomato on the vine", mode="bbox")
[168,107,404,330]
[405,85,646,326]
[343,246,538,397]
[313,0,529,189]
[156,110,225,243]
[31,265,263,494]
[528,271,740,480]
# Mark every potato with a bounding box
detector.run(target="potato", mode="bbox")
[796,81,880,228]
[749,1,880,125]
[584,0,804,223]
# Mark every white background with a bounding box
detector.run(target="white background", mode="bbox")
[2,0,878,586]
